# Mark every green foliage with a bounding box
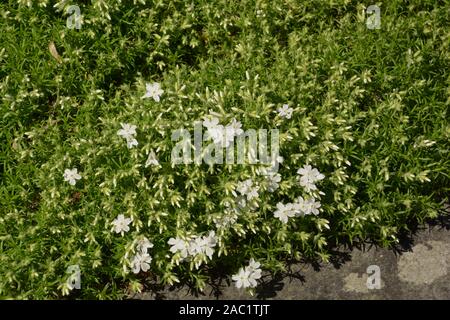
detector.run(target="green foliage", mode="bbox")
[0,0,448,299]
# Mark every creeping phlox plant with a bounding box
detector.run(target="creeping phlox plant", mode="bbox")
[0,0,448,299]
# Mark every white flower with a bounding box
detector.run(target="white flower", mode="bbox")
[247,259,262,280]
[226,118,243,136]
[267,172,281,192]
[131,252,152,274]
[232,268,252,289]
[277,104,293,119]
[273,202,296,224]
[187,231,217,259]
[142,82,164,102]
[293,197,321,216]
[210,127,234,148]
[247,271,261,288]
[246,185,259,200]
[204,231,217,247]
[202,231,217,259]
[117,123,138,149]
[188,236,205,256]
[145,150,159,167]
[203,117,241,148]
[222,118,243,147]
[237,179,259,200]
[63,168,81,186]
[136,237,153,253]
[126,138,138,149]
[206,124,225,145]
[203,116,219,129]
[245,268,262,287]
[117,123,137,140]
[297,165,325,192]
[111,214,132,235]
[232,259,262,289]
[202,116,244,148]
[237,179,253,195]
[168,237,190,259]
[293,196,307,216]
[303,198,321,216]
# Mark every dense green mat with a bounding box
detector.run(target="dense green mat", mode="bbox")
[0,0,448,299]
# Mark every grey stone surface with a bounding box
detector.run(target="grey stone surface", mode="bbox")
[132,224,450,300]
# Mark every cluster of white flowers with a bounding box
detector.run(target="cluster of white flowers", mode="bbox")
[297,164,325,192]
[295,196,322,216]
[167,237,190,259]
[203,116,243,148]
[63,82,164,185]
[60,83,165,282]
[131,237,154,274]
[274,196,322,224]
[232,259,262,289]
[168,231,217,264]
[187,232,217,259]
[111,214,132,236]
[58,79,329,291]
[273,202,297,224]
[117,123,138,149]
